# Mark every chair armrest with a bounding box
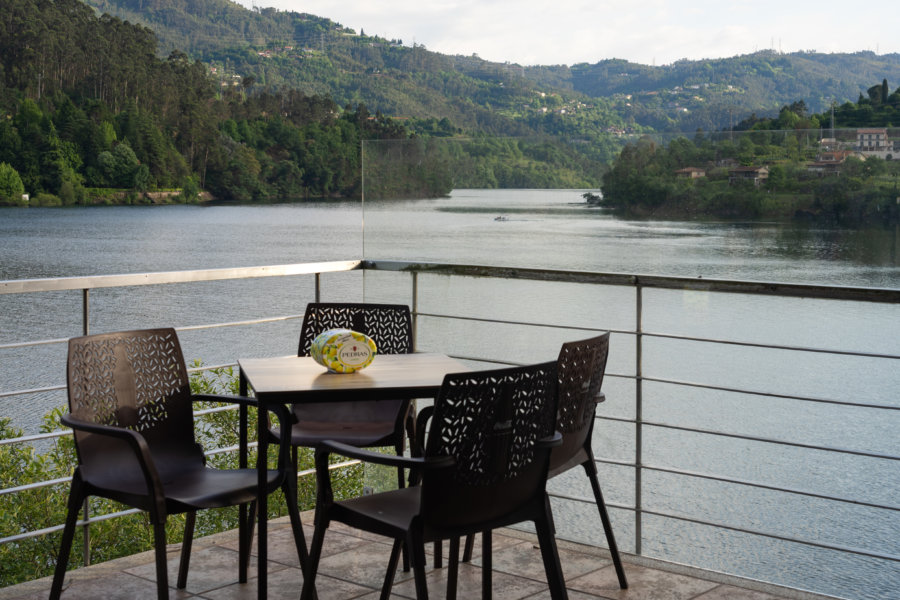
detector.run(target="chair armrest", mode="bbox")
[313,440,454,508]
[412,405,434,458]
[316,440,453,469]
[193,393,291,430]
[60,413,166,515]
[194,394,294,477]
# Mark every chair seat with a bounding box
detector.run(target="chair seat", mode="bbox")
[548,446,591,479]
[334,486,421,534]
[163,467,283,511]
[83,466,284,513]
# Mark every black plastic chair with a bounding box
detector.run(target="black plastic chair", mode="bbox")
[299,360,568,600]
[272,303,415,488]
[456,333,627,589]
[50,328,308,600]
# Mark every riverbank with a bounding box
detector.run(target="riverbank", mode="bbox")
[1,188,218,207]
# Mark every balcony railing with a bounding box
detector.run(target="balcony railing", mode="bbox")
[2,259,899,600]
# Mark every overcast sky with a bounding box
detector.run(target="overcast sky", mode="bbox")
[241,0,897,66]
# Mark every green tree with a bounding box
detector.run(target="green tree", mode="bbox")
[0,162,25,204]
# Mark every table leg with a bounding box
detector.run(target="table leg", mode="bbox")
[238,371,249,583]
[257,397,268,600]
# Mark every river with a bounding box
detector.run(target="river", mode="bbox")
[1,189,899,599]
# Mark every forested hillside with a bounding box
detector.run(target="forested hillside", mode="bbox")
[0,0,423,204]
[0,0,612,206]
[599,85,900,225]
[78,0,900,133]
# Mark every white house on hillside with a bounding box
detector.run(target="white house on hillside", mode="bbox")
[856,128,896,159]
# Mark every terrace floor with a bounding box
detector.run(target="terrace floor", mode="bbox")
[1,512,838,600]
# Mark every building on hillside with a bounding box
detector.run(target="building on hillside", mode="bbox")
[857,128,888,151]
[856,128,896,159]
[728,166,769,186]
[818,149,858,162]
[806,148,867,177]
[674,167,706,179]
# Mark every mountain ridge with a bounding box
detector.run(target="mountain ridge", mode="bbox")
[81,0,900,133]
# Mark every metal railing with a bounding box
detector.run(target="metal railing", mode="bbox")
[2,259,899,597]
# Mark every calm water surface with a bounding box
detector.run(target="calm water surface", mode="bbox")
[1,189,898,599]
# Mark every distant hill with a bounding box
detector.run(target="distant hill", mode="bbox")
[529,52,900,130]
[76,0,900,133]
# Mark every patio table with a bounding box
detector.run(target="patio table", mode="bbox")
[237,352,469,599]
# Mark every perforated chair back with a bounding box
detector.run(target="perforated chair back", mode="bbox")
[67,328,203,474]
[550,332,610,476]
[298,303,413,357]
[421,361,558,530]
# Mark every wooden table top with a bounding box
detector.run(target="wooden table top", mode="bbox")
[238,352,468,403]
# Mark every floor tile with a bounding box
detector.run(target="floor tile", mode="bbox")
[567,563,719,600]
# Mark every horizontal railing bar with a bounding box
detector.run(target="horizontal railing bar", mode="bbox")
[0,508,144,545]
[416,311,612,334]
[0,384,65,400]
[547,490,900,563]
[445,353,519,366]
[643,375,898,411]
[640,462,900,512]
[0,460,352,546]
[549,489,631,511]
[1,391,242,446]
[0,315,303,352]
[0,428,69,446]
[643,330,900,361]
[177,314,304,332]
[0,260,364,295]
[418,310,900,362]
[639,505,900,563]
[642,418,899,461]
[0,337,69,351]
[0,476,71,497]
[587,453,900,513]
[363,260,900,304]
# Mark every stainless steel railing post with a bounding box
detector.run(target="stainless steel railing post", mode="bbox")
[411,271,419,352]
[81,287,90,567]
[634,279,643,556]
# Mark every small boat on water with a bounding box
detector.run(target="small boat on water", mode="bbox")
[494,215,509,221]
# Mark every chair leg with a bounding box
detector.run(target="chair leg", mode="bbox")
[299,513,328,600]
[238,502,250,583]
[481,529,492,598]
[380,539,403,600]
[176,511,196,589]
[243,500,258,579]
[433,539,443,568]
[282,477,311,572]
[151,519,170,600]
[396,438,411,573]
[447,537,460,600]
[463,532,475,562]
[49,477,85,600]
[535,496,568,600]
[408,531,429,600]
[585,462,628,589]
